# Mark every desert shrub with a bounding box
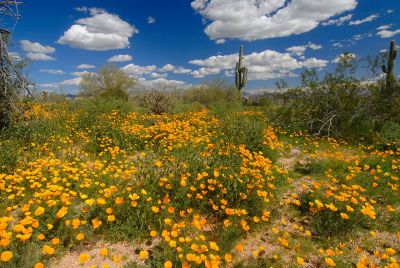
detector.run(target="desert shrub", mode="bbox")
[209,100,243,117]
[171,101,205,114]
[0,98,14,131]
[0,139,20,173]
[374,121,400,151]
[138,89,175,114]
[183,79,239,106]
[273,47,400,146]
[272,53,400,141]
[215,108,279,161]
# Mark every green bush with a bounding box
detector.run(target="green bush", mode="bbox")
[171,101,205,114]
[183,79,239,106]
[374,121,400,150]
[79,64,134,101]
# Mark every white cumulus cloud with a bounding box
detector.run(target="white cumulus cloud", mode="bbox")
[121,64,157,78]
[108,54,132,62]
[189,48,328,80]
[136,78,189,90]
[26,53,55,61]
[322,14,353,26]
[377,25,392,31]
[76,64,96,69]
[147,16,156,24]
[40,77,82,89]
[71,71,96,77]
[58,9,138,51]
[377,28,400,38]
[191,0,357,41]
[40,69,65,75]
[20,40,56,61]
[60,77,82,86]
[349,14,379,25]
[150,72,167,78]
[21,40,55,54]
[160,64,192,74]
[286,42,322,56]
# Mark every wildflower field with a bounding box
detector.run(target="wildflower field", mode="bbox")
[0,100,399,268]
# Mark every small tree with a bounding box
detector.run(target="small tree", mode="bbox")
[274,78,288,105]
[0,1,30,131]
[79,64,135,100]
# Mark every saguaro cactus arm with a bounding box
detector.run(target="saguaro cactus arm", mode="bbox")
[235,45,248,92]
[381,40,397,96]
[381,40,397,74]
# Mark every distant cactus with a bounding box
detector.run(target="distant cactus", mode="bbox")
[381,40,397,96]
[235,45,248,97]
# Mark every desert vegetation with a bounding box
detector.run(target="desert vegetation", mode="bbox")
[0,1,399,267]
[0,40,399,268]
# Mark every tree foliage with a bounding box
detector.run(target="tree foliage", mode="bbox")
[79,64,135,101]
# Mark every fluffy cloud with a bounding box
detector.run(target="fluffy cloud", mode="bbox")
[58,9,137,50]
[377,28,400,38]
[321,14,353,26]
[121,64,157,78]
[301,58,328,68]
[191,67,222,78]
[160,64,192,74]
[71,71,96,77]
[26,53,55,61]
[108,54,132,62]
[377,25,392,31]
[40,77,82,89]
[286,46,307,56]
[150,72,167,78]
[40,69,65,75]
[20,40,56,61]
[21,40,55,54]
[349,14,379,25]
[147,16,156,24]
[286,42,322,57]
[136,78,189,90]
[191,0,357,41]
[189,49,328,80]
[76,64,95,69]
[308,43,322,50]
[60,77,82,86]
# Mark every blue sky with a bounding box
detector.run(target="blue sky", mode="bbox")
[5,0,400,94]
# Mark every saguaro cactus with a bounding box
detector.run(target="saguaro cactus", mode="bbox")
[235,45,248,97]
[381,40,397,96]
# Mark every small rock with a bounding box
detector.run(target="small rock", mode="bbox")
[289,148,301,157]
[298,159,309,166]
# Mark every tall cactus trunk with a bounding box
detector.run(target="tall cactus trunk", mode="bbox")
[381,40,397,98]
[235,45,248,101]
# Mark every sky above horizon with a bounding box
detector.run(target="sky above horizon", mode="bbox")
[3,0,400,94]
